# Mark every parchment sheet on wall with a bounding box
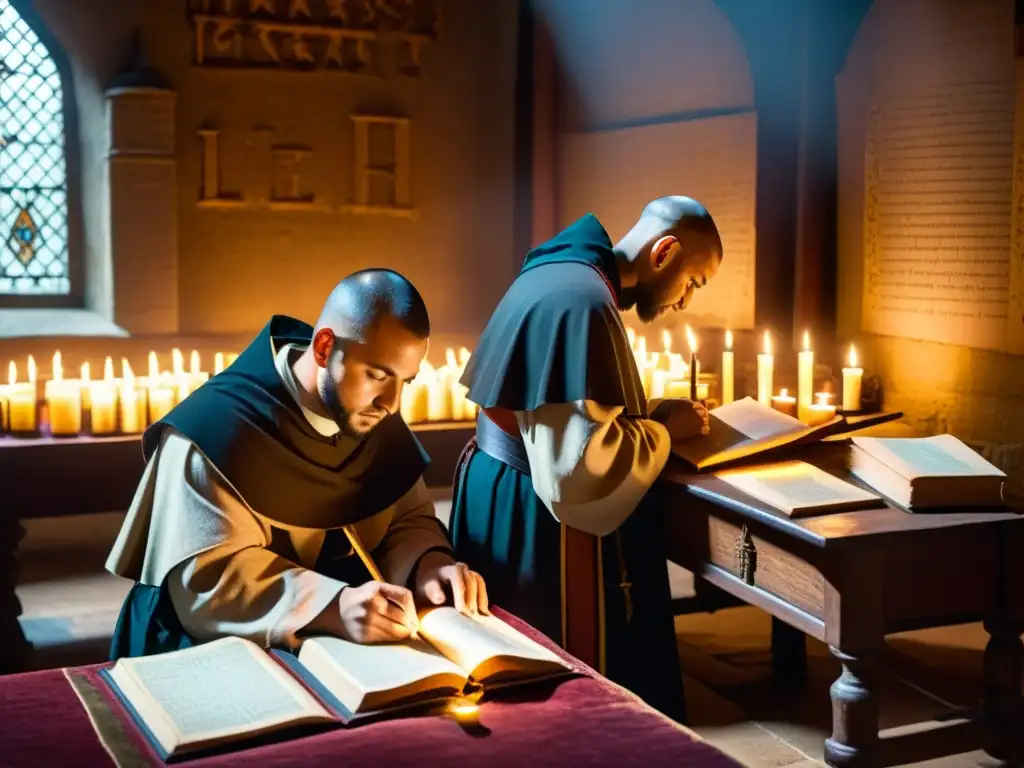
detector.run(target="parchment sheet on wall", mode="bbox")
[560,112,757,332]
[861,82,1016,353]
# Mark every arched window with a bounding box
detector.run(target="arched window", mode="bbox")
[0,0,71,297]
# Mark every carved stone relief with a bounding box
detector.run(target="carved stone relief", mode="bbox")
[195,115,415,217]
[188,0,442,76]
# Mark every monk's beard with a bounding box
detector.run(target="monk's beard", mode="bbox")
[317,364,378,439]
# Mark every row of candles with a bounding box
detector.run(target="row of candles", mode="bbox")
[0,328,867,437]
[0,346,478,438]
[626,326,865,426]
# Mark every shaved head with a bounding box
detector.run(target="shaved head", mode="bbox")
[616,195,723,322]
[304,269,430,438]
[316,268,430,342]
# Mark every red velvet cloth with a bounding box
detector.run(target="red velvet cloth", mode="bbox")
[0,609,740,767]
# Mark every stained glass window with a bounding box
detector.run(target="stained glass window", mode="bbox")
[0,0,70,295]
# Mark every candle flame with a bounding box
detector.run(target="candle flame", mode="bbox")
[80,361,90,382]
[52,351,63,381]
[626,327,636,347]
[725,329,733,350]
[214,352,225,375]
[816,392,833,406]
[458,347,471,367]
[763,330,772,355]
[104,357,115,381]
[445,347,457,370]
[780,388,789,397]
[122,358,135,384]
[172,348,184,376]
[802,330,811,351]
[7,360,15,386]
[661,330,672,353]
[848,345,858,368]
[27,355,36,383]
[685,324,697,353]
[148,351,159,380]
[190,350,201,375]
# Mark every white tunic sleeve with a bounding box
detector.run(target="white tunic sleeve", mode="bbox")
[515,400,671,537]
[163,440,346,650]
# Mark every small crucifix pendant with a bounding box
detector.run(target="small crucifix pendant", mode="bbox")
[620,579,634,625]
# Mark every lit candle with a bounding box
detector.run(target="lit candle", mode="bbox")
[696,381,710,401]
[842,345,863,412]
[80,361,92,412]
[120,359,147,434]
[147,351,175,423]
[685,325,698,401]
[807,391,837,427]
[45,351,82,436]
[188,350,209,395]
[6,358,38,433]
[171,348,190,404]
[0,364,8,433]
[757,331,774,406]
[214,352,226,375]
[420,361,448,422]
[771,387,797,417]
[626,327,637,350]
[797,330,814,423]
[722,330,734,405]
[89,357,118,435]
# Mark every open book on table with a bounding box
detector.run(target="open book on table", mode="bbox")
[100,607,572,762]
[671,397,847,471]
[714,460,885,518]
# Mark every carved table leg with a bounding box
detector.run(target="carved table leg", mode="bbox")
[823,647,880,768]
[771,617,808,683]
[982,616,1024,761]
[0,515,31,674]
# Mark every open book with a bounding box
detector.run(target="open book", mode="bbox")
[101,608,571,762]
[672,397,846,471]
[850,434,1006,510]
[715,460,884,518]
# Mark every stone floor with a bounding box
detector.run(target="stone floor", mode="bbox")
[14,505,1014,767]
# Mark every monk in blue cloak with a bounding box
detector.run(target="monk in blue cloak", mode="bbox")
[107,269,488,658]
[451,197,723,723]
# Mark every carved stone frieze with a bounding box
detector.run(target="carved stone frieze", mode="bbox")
[188,0,441,75]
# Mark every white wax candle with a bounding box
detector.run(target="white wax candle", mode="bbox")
[46,352,81,436]
[6,358,37,433]
[650,370,670,400]
[119,385,147,434]
[842,345,864,412]
[797,330,814,422]
[89,382,118,435]
[148,384,176,423]
[771,387,797,417]
[722,330,734,405]
[807,392,837,427]
[757,330,774,406]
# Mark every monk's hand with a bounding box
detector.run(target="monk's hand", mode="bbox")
[650,398,710,441]
[414,551,490,617]
[336,581,419,644]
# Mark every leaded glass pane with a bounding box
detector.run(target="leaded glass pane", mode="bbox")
[0,0,70,295]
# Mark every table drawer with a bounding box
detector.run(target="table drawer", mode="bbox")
[669,509,827,619]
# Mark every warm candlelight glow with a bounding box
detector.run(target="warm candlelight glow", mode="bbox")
[52,351,63,381]
[626,327,636,348]
[757,331,774,405]
[842,344,864,412]
[662,329,672,353]
[214,352,225,375]
[45,350,82,436]
[771,387,797,417]
[458,347,471,367]
[685,325,698,354]
[190,350,201,374]
[797,329,814,423]
[721,329,735,405]
[445,347,457,369]
[5,359,37,433]
[148,351,159,380]
[807,390,838,427]
[104,357,115,381]
[7,361,14,386]
[172,348,184,376]
[119,358,147,434]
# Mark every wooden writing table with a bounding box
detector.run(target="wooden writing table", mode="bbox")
[663,441,1024,767]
